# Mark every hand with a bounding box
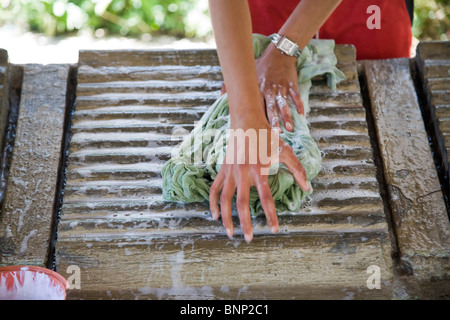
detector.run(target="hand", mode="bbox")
[255,44,304,131]
[209,115,310,243]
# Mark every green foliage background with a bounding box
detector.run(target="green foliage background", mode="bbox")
[413,0,449,40]
[0,0,448,40]
[0,0,210,38]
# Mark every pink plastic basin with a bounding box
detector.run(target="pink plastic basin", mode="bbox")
[0,265,69,300]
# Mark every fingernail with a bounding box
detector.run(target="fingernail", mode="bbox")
[271,226,278,234]
[244,233,253,243]
[226,228,234,239]
[286,122,292,131]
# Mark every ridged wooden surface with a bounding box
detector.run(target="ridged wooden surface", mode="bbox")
[55,46,394,299]
[416,41,450,183]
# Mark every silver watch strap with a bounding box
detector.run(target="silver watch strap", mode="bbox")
[272,33,302,58]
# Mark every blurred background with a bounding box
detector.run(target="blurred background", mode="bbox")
[0,0,448,64]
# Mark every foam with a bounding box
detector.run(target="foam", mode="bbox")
[0,267,66,300]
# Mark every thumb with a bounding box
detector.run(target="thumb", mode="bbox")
[220,82,227,96]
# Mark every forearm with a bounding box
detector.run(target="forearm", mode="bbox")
[256,0,342,122]
[208,1,314,242]
[279,0,342,49]
[208,0,266,129]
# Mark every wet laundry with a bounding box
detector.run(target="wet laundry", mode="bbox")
[161,34,346,216]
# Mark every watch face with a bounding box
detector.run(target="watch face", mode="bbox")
[279,38,296,54]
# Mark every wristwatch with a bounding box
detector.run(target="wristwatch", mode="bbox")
[271,34,302,58]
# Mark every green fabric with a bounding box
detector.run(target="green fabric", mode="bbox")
[161,34,346,216]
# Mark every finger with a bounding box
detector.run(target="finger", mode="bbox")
[219,176,236,239]
[236,184,253,243]
[276,87,293,132]
[289,87,304,116]
[209,169,226,220]
[254,172,278,234]
[279,141,311,192]
[220,82,227,96]
[265,91,279,129]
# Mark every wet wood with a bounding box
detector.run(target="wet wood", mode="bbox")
[0,49,10,163]
[57,232,393,300]
[0,64,70,266]
[79,49,220,68]
[415,41,450,187]
[56,46,394,299]
[364,58,450,281]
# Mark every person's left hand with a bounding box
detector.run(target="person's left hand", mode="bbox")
[255,44,304,132]
[220,45,304,131]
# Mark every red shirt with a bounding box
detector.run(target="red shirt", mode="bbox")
[248,0,412,60]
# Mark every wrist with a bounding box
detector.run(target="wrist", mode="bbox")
[225,81,266,127]
[228,98,268,130]
[230,107,268,129]
[265,43,298,66]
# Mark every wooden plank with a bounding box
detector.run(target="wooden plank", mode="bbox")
[56,46,394,299]
[414,41,450,60]
[364,58,450,281]
[56,231,393,300]
[77,65,224,83]
[0,64,70,266]
[0,49,10,163]
[78,49,220,68]
[415,41,450,186]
